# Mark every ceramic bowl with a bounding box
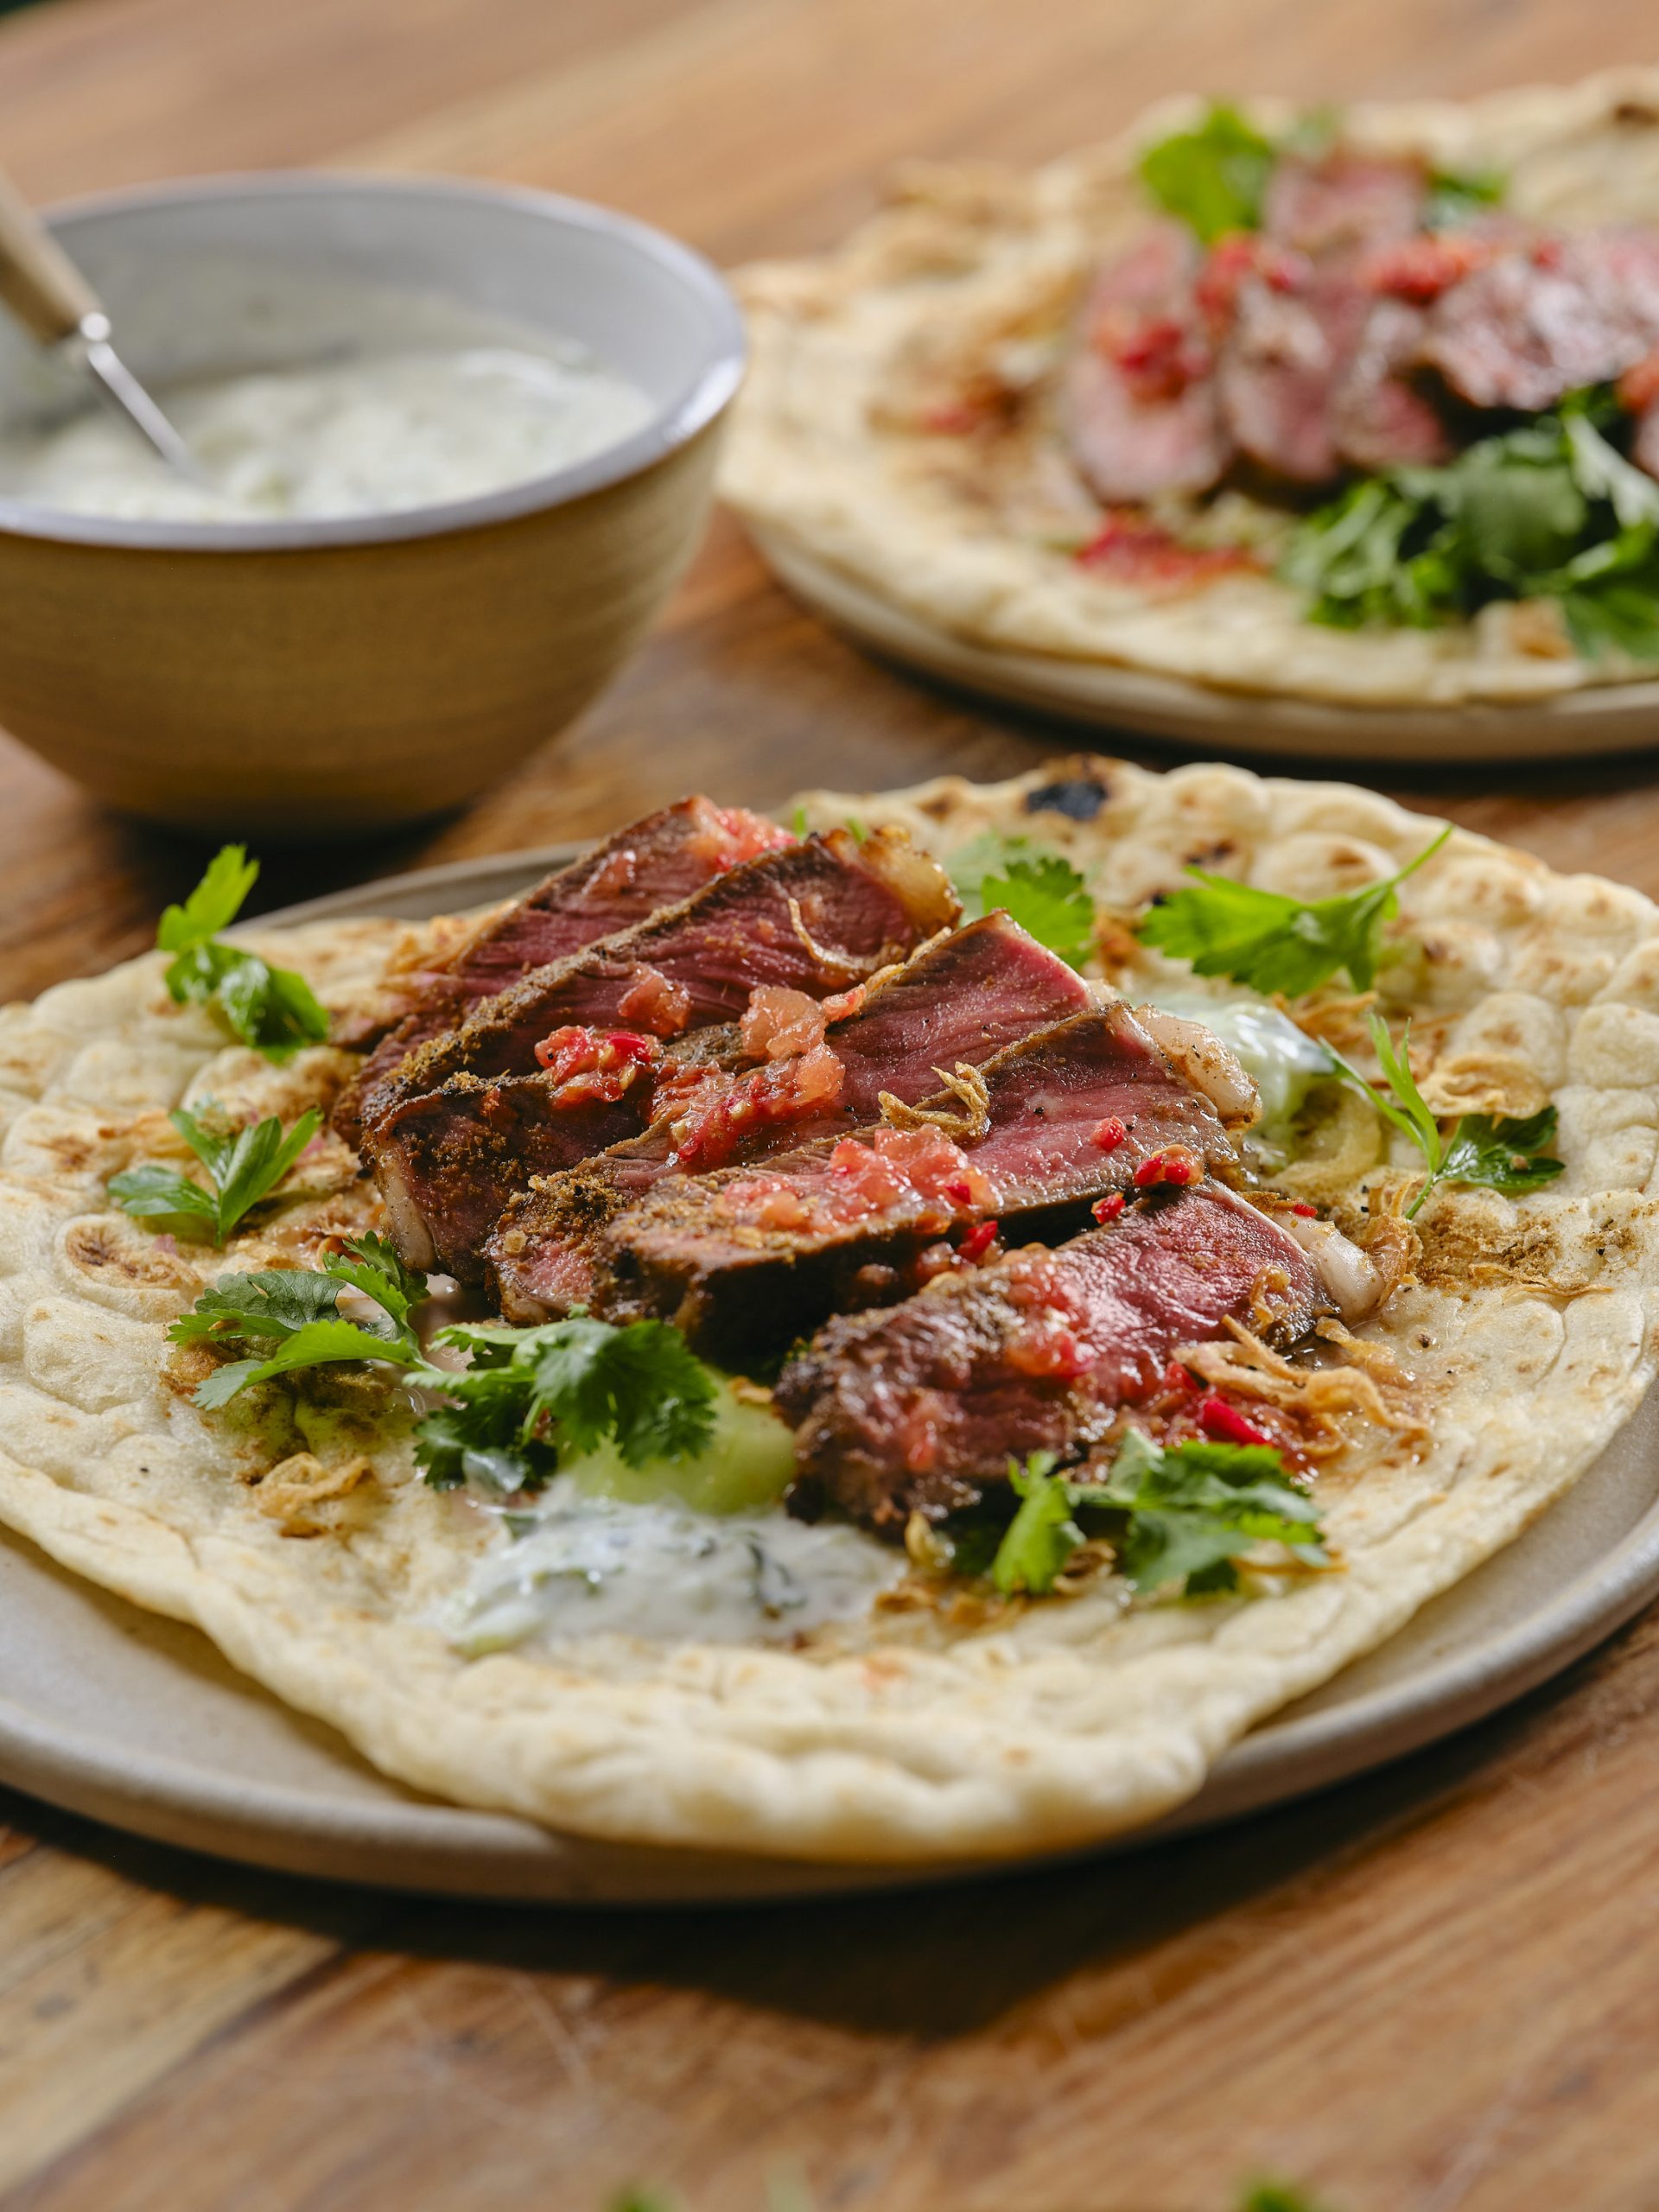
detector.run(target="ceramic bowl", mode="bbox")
[0,175,745,836]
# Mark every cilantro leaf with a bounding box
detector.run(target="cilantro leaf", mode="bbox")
[1438,1105,1567,1201]
[1423,164,1504,230]
[111,1100,321,1245]
[413,1394,559,1497]
[181,1280,721,1490]
[1086,1429,1325,1596]
[946,830,1035,911]
[1139,104,1275,243]
[322,1231,426,1337]
[156,846,329,1062]
[156,845,259,953]
[981,855,1096,969]
[104,1162,221,1234]
[435,1315,719,1471]
[1284,407,1659,658]
[991,1452,1083,1595]
[194,1318,422,1409]
[950,836,1096,967]
[168,1267,345,1344]
[1325,1014,1563,1217]
[1135,827,1450,996]
[989,1432,1325,1599]
[170,1235,428,1362]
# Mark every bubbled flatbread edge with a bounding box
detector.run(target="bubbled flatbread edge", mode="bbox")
[723,68,1659,707]
[0,760,1655,1863]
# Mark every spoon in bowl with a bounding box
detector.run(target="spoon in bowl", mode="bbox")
[0,168,204,482]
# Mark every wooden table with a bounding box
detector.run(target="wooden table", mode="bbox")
[2,3,1658,2206]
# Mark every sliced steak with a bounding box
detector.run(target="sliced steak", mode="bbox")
[1421,232,1659,414]
[1218,269,1373,484]
[778,1182,1324,1535]
[592,1001,1245,1366]
[361,828,958,1275]
[1331,296,1453,471]
[335,798,791,1120]
[1060,219,1231,502]
[486,912,1093,1321]
[1217,148,1426,486]
[1262,149,1425,261]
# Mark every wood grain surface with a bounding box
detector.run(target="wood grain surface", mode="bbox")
[2,2,1659,2207]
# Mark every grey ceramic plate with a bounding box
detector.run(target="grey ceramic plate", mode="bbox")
[1,845,1656,1904]
[753,527,1659,765]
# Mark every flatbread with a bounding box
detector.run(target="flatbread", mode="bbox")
[723,68,1659,706]
[0,758,1656,1864]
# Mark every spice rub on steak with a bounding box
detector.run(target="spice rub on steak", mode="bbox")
[777,1182,1325,1535]
[360,828,958,1276]
[335,798,791,1128]
[486,912,1093,1323]
[589,1000,1253,1367]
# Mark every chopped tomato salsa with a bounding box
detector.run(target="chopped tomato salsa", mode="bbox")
[533,1026,661,1108]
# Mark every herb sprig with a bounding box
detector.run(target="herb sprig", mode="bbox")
[109,1099,321,1246]
[992,1434,1327,1600]
[172,1255,719,1484]
[1282,401,1659,659]
[158,845,330,1061]
[1139,104,1275,244]
[1135,827,1451,997]
[950,834,1097,969]
[1326,1013,1564,1218]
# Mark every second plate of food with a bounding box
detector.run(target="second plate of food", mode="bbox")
[727,71,1659,760]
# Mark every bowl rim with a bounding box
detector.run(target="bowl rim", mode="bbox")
[0,169,747,554]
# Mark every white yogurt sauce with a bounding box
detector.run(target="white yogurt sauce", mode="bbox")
[444,1484,905,1655]
[0,340,653,524]
[1148,990,1334,1133]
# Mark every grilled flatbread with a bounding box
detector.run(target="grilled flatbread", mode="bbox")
[723,69,1659,705]
[0,759,1655,1862]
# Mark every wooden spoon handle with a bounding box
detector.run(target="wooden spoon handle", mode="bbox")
[0,168,100,344]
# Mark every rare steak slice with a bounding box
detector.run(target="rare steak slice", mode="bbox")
[1060,219,1231,503]
[335,798,792,1122]
[361,828,957,1275]
[1331,297,1453,472]
[368,1024,741,1280]
[1421,231,1659,413]
[777,1182,1324,1535]
[1261,148,1425,262]
[590,1001,1249,1366]
[486,912,1093,1321]
[1218,268,1374,485]
[1217,146,1427,486]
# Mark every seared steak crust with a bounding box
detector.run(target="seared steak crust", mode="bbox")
[777,1184,1324,1535]
[335,798,791,1131]
[591,1001,1240,1365]
[486,912,1092,1322]
[360,828,957,1276]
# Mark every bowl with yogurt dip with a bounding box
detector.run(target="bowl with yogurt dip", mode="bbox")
[0,175,745,834]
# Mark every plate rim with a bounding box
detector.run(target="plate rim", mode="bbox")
[0,841,1653,1902]
[750,524,1659,765]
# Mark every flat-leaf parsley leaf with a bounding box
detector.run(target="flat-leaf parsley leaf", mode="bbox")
[1325,1012,1564,1217]
[1282,400,1659,659]
[950,835,1096,969]
[1138,104,1275,244]
[172,1258,720,1491]
[158,845,330,1061]
[990,1433,1325,1599]
[109,1099,321,1245]
[1135,826,1450,996]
